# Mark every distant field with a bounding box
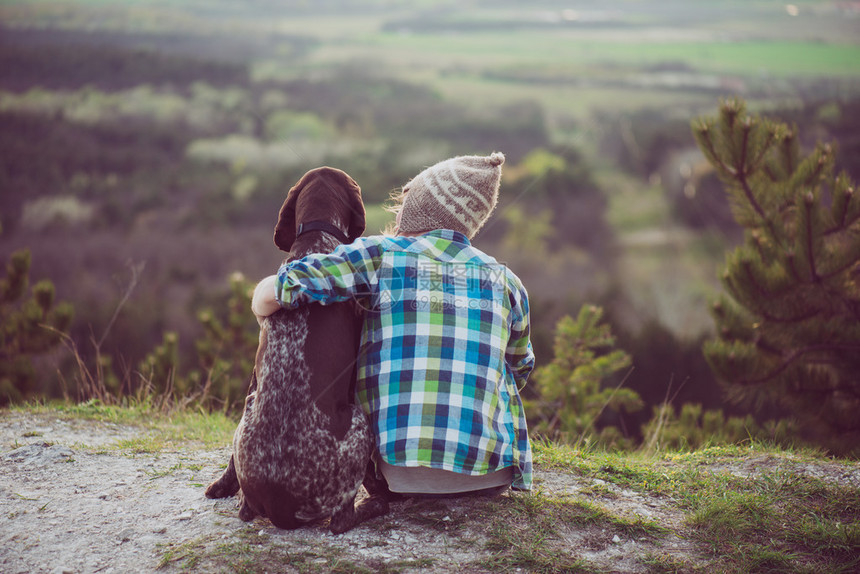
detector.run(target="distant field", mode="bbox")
[264,15,860,121]
[261,27,860,121]
[327,33,860,78]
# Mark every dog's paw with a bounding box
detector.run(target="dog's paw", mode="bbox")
[358,495,390,520]
[329,494,390,534]
[205,455,240,498]
[238,499,257,522]
[204,478,239,499]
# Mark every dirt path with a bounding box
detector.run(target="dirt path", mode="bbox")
[2,411,858,573]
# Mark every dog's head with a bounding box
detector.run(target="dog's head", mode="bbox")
[273,167,366,252]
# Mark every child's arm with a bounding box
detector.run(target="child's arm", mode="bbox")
[506,281,535,388]
[252,237,384,321]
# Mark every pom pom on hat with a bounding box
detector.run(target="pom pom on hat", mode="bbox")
[398,152,505,239]
[487,151,505,167]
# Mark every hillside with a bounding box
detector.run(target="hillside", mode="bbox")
[2,405,858,573]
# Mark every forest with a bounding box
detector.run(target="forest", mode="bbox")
[2,0,859,454]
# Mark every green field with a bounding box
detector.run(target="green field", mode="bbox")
[323,33,860,78]
[254,6,860,123]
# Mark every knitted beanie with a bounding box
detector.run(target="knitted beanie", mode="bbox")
[397,152,505,239]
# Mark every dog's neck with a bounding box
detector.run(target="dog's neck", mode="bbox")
[289,216,349,259]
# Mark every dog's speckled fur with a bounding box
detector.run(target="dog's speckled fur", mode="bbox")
[205,167,388,534]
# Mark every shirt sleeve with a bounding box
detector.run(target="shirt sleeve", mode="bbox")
[505,280,535,389]
[276,237,383,308]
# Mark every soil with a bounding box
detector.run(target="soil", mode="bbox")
[2,411,858,574]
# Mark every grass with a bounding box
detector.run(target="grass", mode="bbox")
[10,399,237,452]
[479,491,667,573]
[534,440,860,573]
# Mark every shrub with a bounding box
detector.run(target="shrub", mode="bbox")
[526,305,640,448]
[0,249,74,404]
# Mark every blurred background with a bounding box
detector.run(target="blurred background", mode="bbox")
[1,0,859,443]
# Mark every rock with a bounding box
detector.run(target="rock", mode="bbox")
[3,443,74,466]
[118,528,135,542]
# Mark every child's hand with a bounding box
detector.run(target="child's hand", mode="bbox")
[251,275,280,322]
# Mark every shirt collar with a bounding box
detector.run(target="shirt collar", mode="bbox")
[417,229,471,245]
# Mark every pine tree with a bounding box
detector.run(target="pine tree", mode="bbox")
[693,98,860,454]
[526,305,640,447]
[0,249,74,404]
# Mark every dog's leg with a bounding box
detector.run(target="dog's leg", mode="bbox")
[238,492,258,522]
[205,369,260,499]
[327,498,356,535]
[361,459,404,502]
[328,494,389,535]
[205,453,240,498]
[327,462,393,534]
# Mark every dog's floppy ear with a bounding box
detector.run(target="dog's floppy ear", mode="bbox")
[273,171,312,252]
[342,172,366,242]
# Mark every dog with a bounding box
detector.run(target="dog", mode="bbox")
[205,166,388,534]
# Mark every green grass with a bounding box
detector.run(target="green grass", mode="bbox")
[11,400,236,451]
[534,440,860,573]
[478,491,668,573]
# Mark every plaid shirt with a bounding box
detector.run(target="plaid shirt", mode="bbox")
[275,229,534,490]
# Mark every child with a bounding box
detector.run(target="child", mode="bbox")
[252,152,534,495]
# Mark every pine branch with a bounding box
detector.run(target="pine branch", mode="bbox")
[825,189,859,235]
[737,166,767,221]
[739,342,860,386]
[797,384,860,400]
[753,336,784,357]
[785,250,804,283]
[739,260,791,306]
[751,123,779,176]
[804,149,829,187]
[819,256,860,281]
[802,194,821,283]
[781,129,796,176]
[758,307,821,324]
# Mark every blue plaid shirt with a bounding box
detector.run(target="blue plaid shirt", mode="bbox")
[275,229,534,490]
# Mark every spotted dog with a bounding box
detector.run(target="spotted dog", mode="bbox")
[205,167,388,534]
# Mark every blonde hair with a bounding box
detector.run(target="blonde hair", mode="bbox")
[382,188,407,236]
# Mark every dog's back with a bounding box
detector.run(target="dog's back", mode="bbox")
[232,303,372,528]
